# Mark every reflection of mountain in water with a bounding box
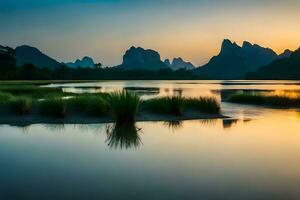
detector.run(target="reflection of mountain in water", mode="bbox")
[106,123,142,149]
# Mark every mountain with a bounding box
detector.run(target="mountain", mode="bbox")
[0,45,16,69]
[117,46,168,70]
[66,56,95,68]
[247,48,300,80]
[194,39,280,79]
[15,45,61,69]
[278,49,293,59]
[166,57,195,70]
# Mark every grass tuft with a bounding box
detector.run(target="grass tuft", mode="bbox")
[142,96,184,116]
[67,95,109,116]
[39,98,66,118]
[10,96,32,114]
[185,97,221,114]
[0,91,13,103]
[107,91,141,123]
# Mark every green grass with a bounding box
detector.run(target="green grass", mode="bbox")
[39,98,66,118]
[67,94,109,116]
[142,96,184,116]
[0,91,13,103]
[142,96,220,115]
[185,97,221,114]
[228,93,300,107]
[10,96,32,114]
[107,91,141,123]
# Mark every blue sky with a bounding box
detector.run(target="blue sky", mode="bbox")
[1,0,299,66]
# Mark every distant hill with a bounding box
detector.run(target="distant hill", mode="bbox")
[0,45,16,69]
[116,46,168,70]
[247,48,300,80]
[15,45,61,69]
[164,57,195,70]
[194,39,290,79]
[65,56,95,68]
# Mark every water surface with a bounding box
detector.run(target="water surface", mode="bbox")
[1,80,300,199]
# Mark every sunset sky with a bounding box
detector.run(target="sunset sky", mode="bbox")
[1,0,300,66]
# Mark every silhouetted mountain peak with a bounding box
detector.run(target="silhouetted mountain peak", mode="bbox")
[278,49,293,59]
[117,46,168,70]
[15,45,60,69]
[167,57,195,70]
[242,41,252,48]
[195,39,280,79]
[220,39,241,54]
[164,59,171,66]
[66,56,95,68]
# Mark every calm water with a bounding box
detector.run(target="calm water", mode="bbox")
[2,80,300,199]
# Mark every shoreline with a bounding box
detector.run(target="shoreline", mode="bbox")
[0,111,228,126]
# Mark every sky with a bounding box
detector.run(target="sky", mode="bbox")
[0,0,300,66]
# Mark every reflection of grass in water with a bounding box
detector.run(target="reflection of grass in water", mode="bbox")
[43,124,66,132]
[199,119,218,127]
[222,119,239,129]
[163,120,183,132]
[106,123,142,149]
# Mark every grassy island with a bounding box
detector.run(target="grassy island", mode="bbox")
[0,82,223,125]
[228,92,300,107]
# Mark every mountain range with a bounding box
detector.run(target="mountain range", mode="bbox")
[1,40,299,79]
[164,58,195,70]
[247,48,300,79]
[65,56,95,68]
[194,39,292,79]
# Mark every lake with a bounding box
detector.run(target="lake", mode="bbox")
[1,80,300,199]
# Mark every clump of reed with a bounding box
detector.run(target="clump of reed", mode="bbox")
[67,94,109,116]
[107,91,141,123]
[142,96,220,115]
[142,96,184,116]
[39,98,66,118]
[0,91,13,103]
[184,97,221,114]
[10,96,32,114]
[228,93,300,107]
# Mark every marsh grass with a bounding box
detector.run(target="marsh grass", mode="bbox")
[39,98,66,118]
[185,97,221,114]
[67,94,109,116]
[107,91,141,123]
[142,96,184,116]
[0,91,13,103]
[228,93,300,107]
[10,96,32,114]
[142,96,220,115]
